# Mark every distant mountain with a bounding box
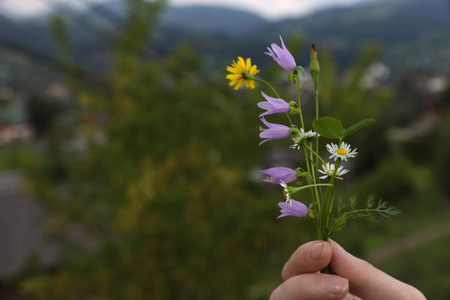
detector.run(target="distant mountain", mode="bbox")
[260,0,450,70]
[0,0,449,74]
[269,0,450,45]
[0,13,54,64]
[159,5,268,37]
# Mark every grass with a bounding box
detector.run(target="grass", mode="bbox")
[0,143,30,171]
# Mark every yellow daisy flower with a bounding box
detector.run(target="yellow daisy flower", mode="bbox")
[226,57,260,90]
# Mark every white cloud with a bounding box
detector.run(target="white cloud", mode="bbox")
[0,0,106,18]
[170,0,365,20]
[0,0,366,20]
[0,0,50,17]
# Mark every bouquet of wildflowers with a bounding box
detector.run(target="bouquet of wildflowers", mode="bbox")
[226,36,399,271]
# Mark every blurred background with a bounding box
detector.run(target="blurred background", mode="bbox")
[0,0,449,298]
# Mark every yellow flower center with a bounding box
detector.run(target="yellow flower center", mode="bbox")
[327,169,335,176]
[336,148,348,155]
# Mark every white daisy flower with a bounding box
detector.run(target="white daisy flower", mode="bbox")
[291,130,319,150]
[326,141,358,161]
[304,130,319,139]
[290,129,306,150]
[280,181,293,206]
[319,163,349,180]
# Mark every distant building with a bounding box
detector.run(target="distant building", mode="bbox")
[363,62,391,89]
[0,124,34,147]
[45,82,70,101]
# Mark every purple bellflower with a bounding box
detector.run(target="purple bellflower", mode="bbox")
[258,92,291,117]
[260,167,298,184]
[265,35,297,72]
[277,200,309,219]
[259,117,291,145]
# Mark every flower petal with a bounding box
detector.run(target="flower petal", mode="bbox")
[277,200,309,218]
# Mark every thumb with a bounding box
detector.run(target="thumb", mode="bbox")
[329,240,425,300]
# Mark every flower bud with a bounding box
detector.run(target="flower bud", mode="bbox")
[288,101,299,115]
[289,127,301,139]
[309,44,320,89]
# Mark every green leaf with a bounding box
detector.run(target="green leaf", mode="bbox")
[342,119,375,138]
[312,117,343,139]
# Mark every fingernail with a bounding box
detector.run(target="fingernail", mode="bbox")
[308,241,327,260]
[323,275,348,295]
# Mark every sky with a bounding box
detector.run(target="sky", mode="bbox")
[0,0,366,20]
[170,0,366,20]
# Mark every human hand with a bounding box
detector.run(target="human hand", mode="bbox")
[270,240,426,300]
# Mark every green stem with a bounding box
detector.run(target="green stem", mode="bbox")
[323,158,341,221]
[302,143,327,167]
[291,183,333,194]
[310,60,330,272]
[254,78,280,98]
[314,88,320,199]
[303,147,320,210]
[296,76,305,130]
[316,224,323,241]
[304,149,321,210]
[307,142,322,209]
[295,72,317,208]
[321,265,332,274]
[318,183,335,241]
[315,90,319,124]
